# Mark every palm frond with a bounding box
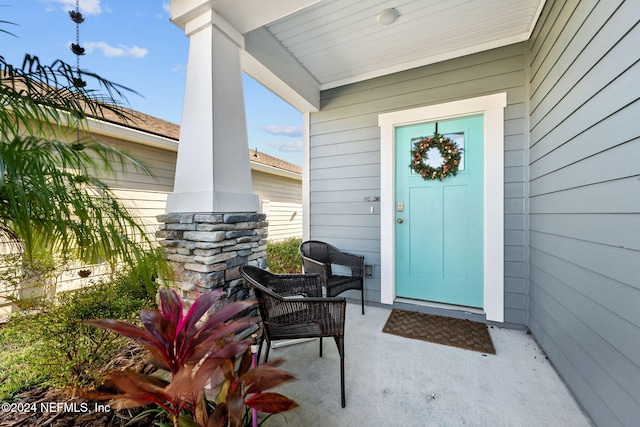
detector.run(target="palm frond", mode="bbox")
[0,19,18,38]
[0,54,140,142]
[0,47,170,286]
[0,135,164,273]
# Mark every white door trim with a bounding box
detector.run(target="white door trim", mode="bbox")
[378,93,507,322]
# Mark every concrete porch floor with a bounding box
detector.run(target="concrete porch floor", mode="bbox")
[260,303,593,427]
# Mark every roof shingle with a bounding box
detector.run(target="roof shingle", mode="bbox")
[103,108,302,175]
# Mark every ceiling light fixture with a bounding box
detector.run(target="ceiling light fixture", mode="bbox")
[377,8,399,26]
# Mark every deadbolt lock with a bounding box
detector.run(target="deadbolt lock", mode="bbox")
[397,202,404,212]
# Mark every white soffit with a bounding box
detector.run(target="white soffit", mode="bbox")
[263,0,546,90]
[171,0,321,33]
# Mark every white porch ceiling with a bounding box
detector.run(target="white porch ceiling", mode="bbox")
[171,0,545,112]
[261,0,545,91]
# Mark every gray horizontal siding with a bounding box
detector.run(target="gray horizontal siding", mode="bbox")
[527,0,640,425]
[309,42,528,325]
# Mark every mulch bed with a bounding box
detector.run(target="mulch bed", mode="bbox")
[382,309,496,354]
[0,342,160,427]
[0,386,152,427]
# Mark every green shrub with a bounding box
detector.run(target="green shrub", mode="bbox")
[266,237,303,274]
[0,246,167,311]
[0,270,156,400]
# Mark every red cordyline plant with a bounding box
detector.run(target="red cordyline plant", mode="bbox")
[86,287,297,427]
[211,347,298,426]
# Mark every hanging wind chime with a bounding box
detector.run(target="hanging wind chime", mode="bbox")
[69,0,85,151]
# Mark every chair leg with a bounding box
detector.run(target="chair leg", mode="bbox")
[361,286,365,315]
[319,337,323,357]
[336,336,345,408]
[264,336,271,363]
[257,339,264,364]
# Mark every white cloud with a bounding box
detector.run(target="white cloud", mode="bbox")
[46,0,102,15]
[83,41,148,58]
[172,64,187,73]
[269,140,303,153]
[156,1,170,19]
[262,125,302,138]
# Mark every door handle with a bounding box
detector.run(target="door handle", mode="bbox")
[397,218,404,223]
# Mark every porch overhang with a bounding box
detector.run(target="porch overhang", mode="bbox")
[171,0,544,112]
[170,0,322,112]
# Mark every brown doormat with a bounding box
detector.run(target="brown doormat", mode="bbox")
[382,309,496,354]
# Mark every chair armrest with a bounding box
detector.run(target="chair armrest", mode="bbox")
[267,273,323,298]
[270,296,346,333]
[328,249,365,277]
[301,256,330,282]
[274,296,344,304]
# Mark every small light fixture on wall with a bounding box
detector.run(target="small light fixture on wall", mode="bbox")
[377,8,399,26]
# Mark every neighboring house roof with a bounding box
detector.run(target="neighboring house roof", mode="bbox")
[99,107,301,178]
[248,148,301,175]
[119,110,181,141]
[95,106,180,140]
[1,75,302,179]
[2,77,300,177]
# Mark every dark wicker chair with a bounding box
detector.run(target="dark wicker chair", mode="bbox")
[239,265,347,408]
[299,240,365,314]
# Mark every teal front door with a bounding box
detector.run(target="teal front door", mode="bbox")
[395,115,484,308]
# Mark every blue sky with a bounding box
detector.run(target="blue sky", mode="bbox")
[1,0,303,165]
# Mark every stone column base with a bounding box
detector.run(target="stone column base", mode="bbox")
[156,212,268,303]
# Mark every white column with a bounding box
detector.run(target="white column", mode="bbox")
[166,8,259,213]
